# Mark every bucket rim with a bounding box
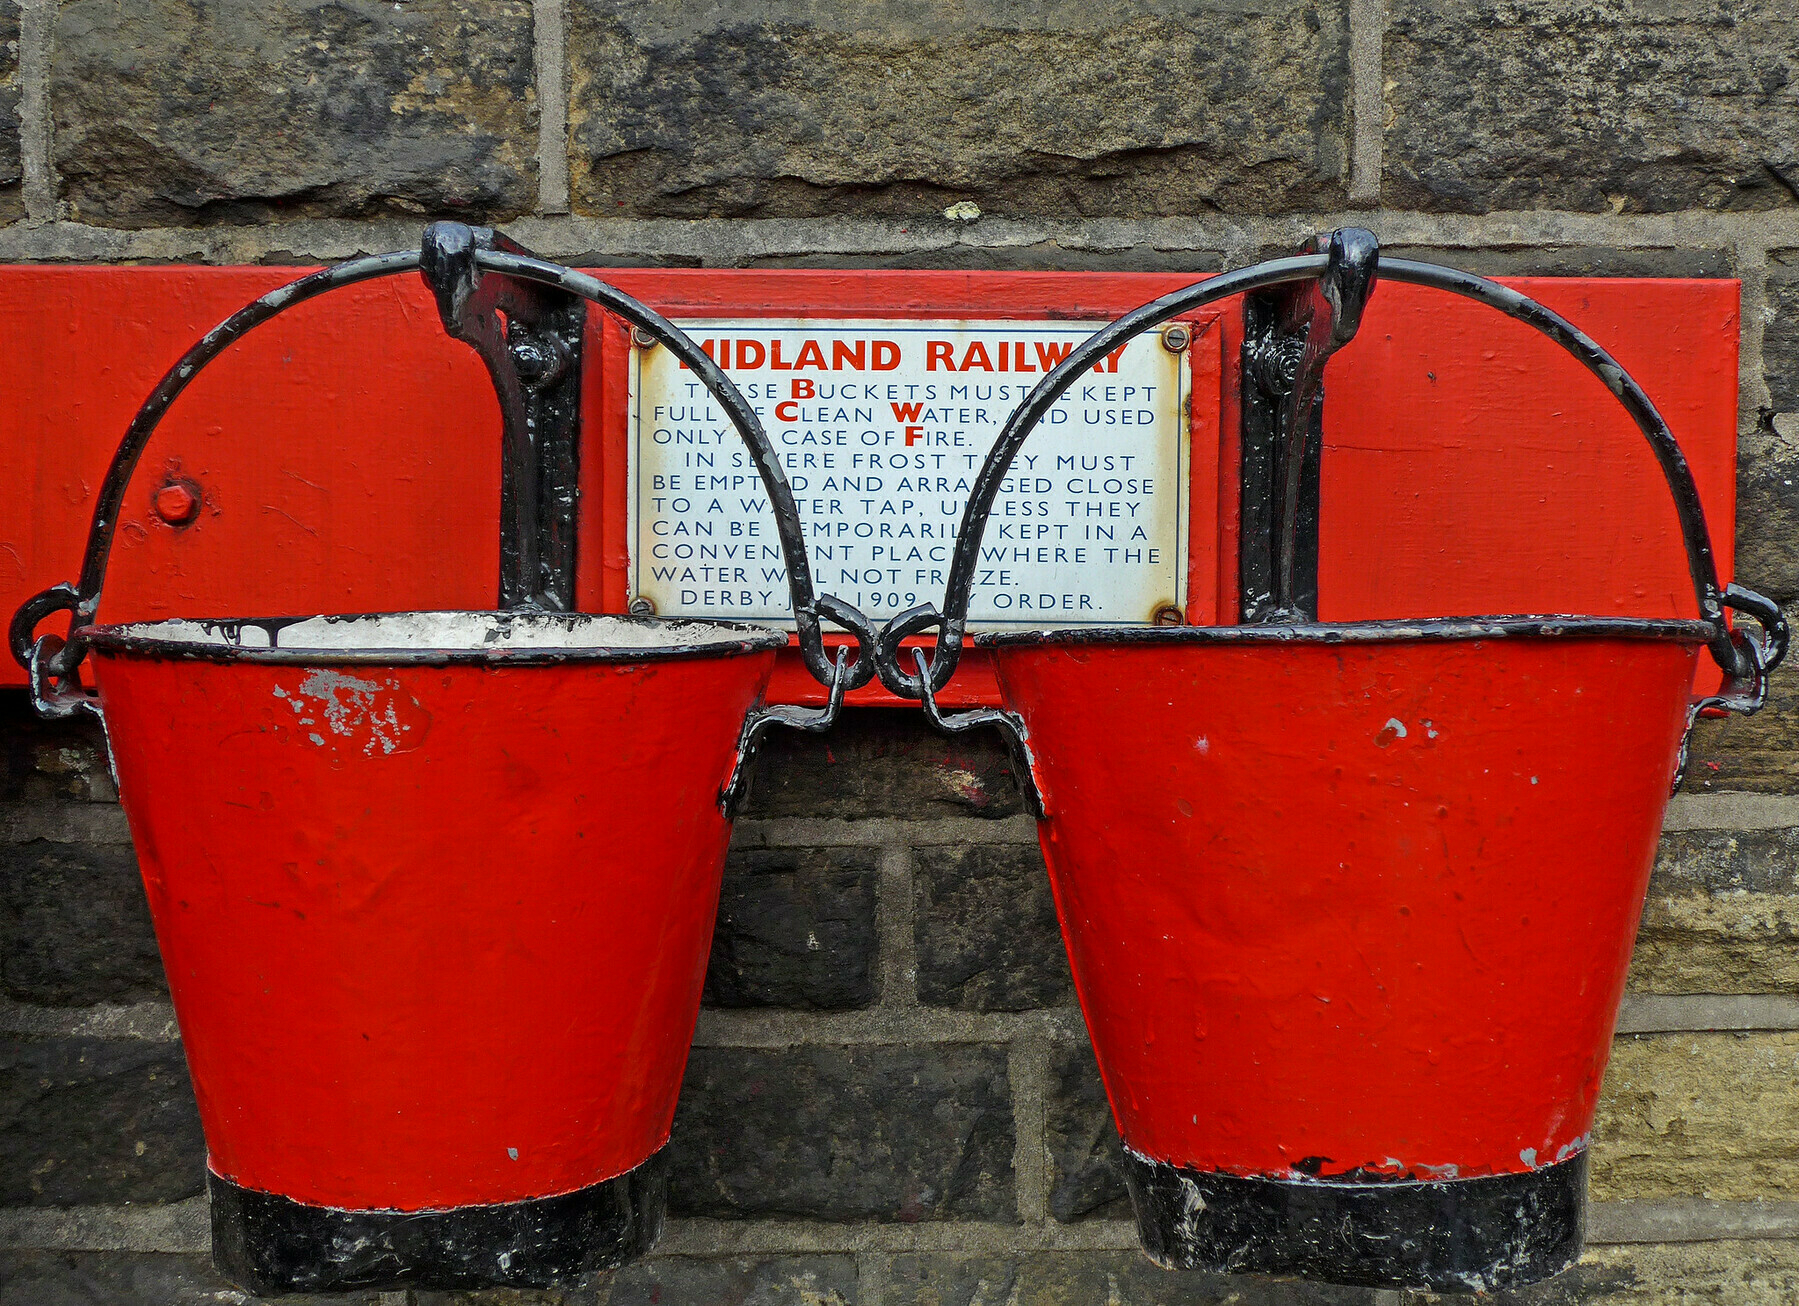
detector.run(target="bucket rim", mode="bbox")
[974,614,1717,650]
[77,610,792,667]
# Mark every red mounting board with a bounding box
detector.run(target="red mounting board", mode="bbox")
[0,267,1737,701]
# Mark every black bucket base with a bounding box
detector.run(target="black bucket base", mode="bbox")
[209,1147,667,1295]
[1124,1148,1586,1293]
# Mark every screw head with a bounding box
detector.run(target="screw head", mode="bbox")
[631,327,658,350]
[1160,324,1191,353]
[1152,604,1184,626]
[153,480,202,525]
[627,596,656,617]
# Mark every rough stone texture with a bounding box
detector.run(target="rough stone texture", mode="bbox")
[0,1038,204,1206]
[1384,0,1799,214]
[0,697,117,804]
[1591,1032,1799,1202]
[666,1044,1015,1222]
[0,840,165,1006]
[1043,1042,1129,1223]
[913,843,1072,1012]
[1628,828,1799,993]
[887,1253,1378,1304]
[591,1255,860,1306]
[1741,252,1799,606]
[566,0,1351,220]
[51,0,538,228]
[0,1251,350,1306]
[741,709,1026,820]
[1397,1241,1799,1303]
[1,0,19,222]
[703,845,879,1010]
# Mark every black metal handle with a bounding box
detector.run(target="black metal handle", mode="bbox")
[10,237,876,716]
[874,232,1751,699]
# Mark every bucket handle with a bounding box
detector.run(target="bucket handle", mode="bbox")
[874,231,1786,717]
[9,231,880,719]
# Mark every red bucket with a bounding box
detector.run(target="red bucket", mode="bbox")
[88,611,782,1288]
[883,232,1786,1291]
[10,230,870,1293]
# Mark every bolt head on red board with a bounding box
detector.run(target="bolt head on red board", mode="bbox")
[153,480,202,525]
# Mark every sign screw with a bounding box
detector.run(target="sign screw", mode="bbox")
[631,327,658,350]
[153,479,202,526]
[1160,324,1191,353]
[1153,604,1185,626]
[627,596,656,617]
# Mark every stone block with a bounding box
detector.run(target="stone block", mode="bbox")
[52,0,537,227]
[1591,1032,1799,1202]
[1628,827,1799,994]
[0,696,117,803]
[704,845,878,1010]
[0,840,165,1006]
[592,1255,860,1306]
[913,843,1072,1012]
[566,0,1351,219]
[666,1044,1014,1222]
[886,1253,1375,1304]
[1399,1240,1799,1302]
[1686,642,1799,793]
[1044,1041,1129,1223]
[1,1,19,221]
[1385,0,1799,213]
[740,708,1026,820]
[0,1037,204,1205]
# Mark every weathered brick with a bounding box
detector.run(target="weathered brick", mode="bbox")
[1044,1041,1129,1223]
[0,839,165,1006]
[913,843,1072,1012]
[1628,827,1799,993]
[704,845,878,1010]
[887,1253,1376,1305]
[566,0,1351,220]
[0,694,117,804]
[741,709,1026,820]
[0,0,19,221]
[1385,0,1799,213]
[0,1037,204,1206]
[1591,1032,1799,1202]
[51,0,537,228]
[667,1044,1014,1222]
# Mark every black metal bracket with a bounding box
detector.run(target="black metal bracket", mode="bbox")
[720,646,850,816]
[912,649,1045,818]
[1239,228,1380,623]
[420,223,586,612]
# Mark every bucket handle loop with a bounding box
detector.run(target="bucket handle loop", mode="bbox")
[721,643,851,816]
[874,231,1768,701]
[8,231,878,711]
[1672,584,1791,793]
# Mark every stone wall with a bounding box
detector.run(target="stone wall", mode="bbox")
[3,0,1799,1302]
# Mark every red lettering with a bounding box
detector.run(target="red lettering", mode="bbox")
[926,341,956,371]
[1016,340,1035,371]
[792,378,815,399]
[905,425,925,446]
[736,340,766,369]
[1094,344,1129,374]
[770,340,793,370]
[959,341,995,372]
[1035,341,1073,370]
[999,341,1009,371]
[872,341,901,370]
[891,401,925,423]
[775,401,799,422]
[832,340,866,371]
[794,339,828,370]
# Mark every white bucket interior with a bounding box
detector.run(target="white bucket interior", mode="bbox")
[110,611,781,653]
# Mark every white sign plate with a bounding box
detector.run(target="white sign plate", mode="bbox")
[630,319,1188,629]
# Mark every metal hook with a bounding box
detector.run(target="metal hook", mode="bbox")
[911,647,1044,818]
[719,644,852,816]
